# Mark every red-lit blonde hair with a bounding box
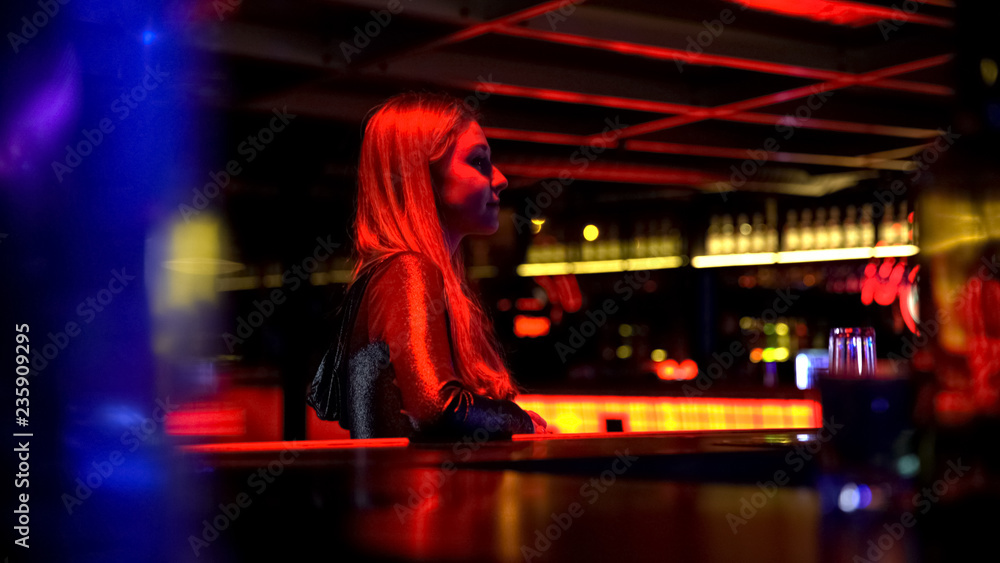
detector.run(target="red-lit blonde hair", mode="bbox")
[351,92,518,400]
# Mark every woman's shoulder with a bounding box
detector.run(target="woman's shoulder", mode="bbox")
[367,251,446,292]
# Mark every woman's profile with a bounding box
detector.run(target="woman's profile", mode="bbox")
[308,92,548,439]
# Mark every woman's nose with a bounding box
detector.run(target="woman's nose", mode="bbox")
[492,165,508,193]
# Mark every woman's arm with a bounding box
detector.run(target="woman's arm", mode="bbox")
[367,252,534,438]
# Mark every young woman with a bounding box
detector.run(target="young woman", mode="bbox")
[309,92,548,439]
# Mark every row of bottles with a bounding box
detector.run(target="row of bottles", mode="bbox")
[525,220,683,264]
[524,201,916,264]
[702,202,916,256]
[782,203,912,251]
[706,213,780,255]
[706,199,781,255]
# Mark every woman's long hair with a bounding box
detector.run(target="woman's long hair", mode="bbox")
[351,92,519,400]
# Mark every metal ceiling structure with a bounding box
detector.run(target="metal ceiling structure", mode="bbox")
[183,0,955,198]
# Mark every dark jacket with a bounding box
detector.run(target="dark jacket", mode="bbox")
[308,251,535,440]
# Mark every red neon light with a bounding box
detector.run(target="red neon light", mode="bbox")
[515,297,544,311]
[493,26,951,96]
[656,359,680,380]
[462,81,941,139]
[727,0,951,28]
[604,55,952,141]
[166,386,284,441]
[166,408,245,436]
[514,315,551,337]
[496,160,726,186]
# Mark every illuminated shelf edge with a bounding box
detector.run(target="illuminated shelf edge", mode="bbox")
[691,245,919,269]
[517,256,684,277]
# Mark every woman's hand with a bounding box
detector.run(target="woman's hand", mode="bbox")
[527,410,550,434]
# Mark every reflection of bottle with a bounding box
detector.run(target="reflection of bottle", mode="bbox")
[829,207,843,248]
[752,212,766,253]
[707,216,720,255]
[861,204,875,247]
[815,208,829,248]
[783,210,800,251]
[800,209,814,250]
[737,213,751,253]
[721,214,735,254]
[844,205,859,247]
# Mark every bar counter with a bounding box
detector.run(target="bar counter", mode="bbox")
[170,425,996,563]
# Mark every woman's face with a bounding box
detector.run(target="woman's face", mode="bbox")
[433,120,508,238]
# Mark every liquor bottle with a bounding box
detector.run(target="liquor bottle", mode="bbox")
[658,219,671,256]
[766,200,779,252]
[736,213,751,253]
[828,207,843,249]
[706,215,720,255]
[895,202,908,245]
[633,221,647,258]
[861,204,876,247]
[720,214,735,254]
[815,208,829,249]
[783,210,800,251]
[800,209,815,250]
[899,201,912,244]
[752,212,766,253]
[668,227,682,256]
[844,205,860,247]
[879,203,896,245]
[607,223,621,260]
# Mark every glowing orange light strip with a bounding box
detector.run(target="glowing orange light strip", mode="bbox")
[514,394,822,434]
